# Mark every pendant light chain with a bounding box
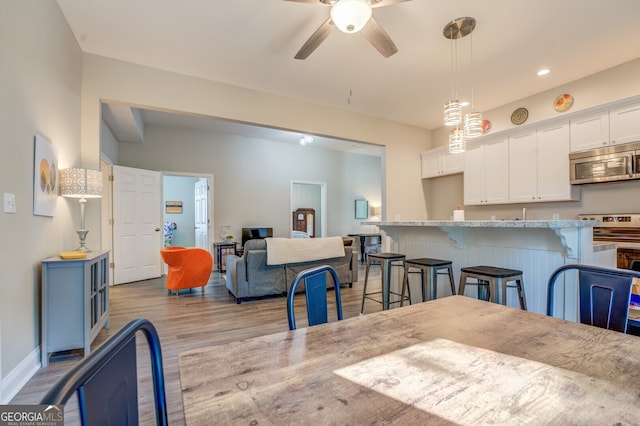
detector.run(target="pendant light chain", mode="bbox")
[450,26,455,101]
[470,30,474,112]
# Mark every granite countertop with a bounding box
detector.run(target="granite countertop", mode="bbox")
[363,220,599,229]
[593,242,618,252]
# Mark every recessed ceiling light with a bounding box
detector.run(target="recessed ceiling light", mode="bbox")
[460,101,470,107]
[537,68,550,76]
[299,135,314,146]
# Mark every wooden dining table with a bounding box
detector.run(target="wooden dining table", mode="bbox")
[179,295,640,425]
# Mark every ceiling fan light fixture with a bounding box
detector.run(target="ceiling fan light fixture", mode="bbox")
[330,0,372,33]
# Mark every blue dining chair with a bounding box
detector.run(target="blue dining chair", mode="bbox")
[547,264,640,333]
[40,318,168,426]
[287,265,343,330]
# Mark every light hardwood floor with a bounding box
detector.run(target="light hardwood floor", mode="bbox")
[12,264,385,425]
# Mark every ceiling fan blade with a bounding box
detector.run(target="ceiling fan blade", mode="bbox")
[371,0,411,7]
[360,17,398,58]
[294,17,334,60]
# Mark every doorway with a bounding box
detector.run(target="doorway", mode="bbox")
[291,181,327,238]
[103,167,213,285]
[162,172,214,256]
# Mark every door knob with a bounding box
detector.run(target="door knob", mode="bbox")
[155,228,161,232]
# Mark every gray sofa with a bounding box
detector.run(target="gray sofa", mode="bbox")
[225,238,358,303]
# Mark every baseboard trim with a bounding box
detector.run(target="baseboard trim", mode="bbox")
[1,347,40,404]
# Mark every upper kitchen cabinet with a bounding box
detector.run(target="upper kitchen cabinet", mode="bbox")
[464,137,509,206]
[570,101,640,152]
[570,111,609,152]
[509,123,579,203]
[421,146,464,178]
[609,103,640,145]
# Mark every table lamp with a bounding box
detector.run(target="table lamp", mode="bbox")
[59,168,103,252]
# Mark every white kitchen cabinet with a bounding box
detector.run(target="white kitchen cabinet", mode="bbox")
[609,103,640,145]
[421,147,464,178]
[538,123,580,201]
[464,137,509,205]
[570,103,640,152]
[570,111,609,152]
[510,123,579,203]
[509,130,538,202]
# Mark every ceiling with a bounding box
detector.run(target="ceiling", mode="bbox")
[57,0,640,153]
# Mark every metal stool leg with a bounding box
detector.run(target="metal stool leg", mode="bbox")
[381,259,390,311]
[477,279,490,301]
[516,277,527,310]
[400,263,410,307]
[360,256,373,314]
[427,267,438,301]
[493,277,504,305]
[458,272,468,297]
[446,266,456,295]
[400,262,417,307]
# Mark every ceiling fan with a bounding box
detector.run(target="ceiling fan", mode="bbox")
[286,0,410,60]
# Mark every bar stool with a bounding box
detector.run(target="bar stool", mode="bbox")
[458,265,527,310]
[400,258,456,306]
[361,253,409,313]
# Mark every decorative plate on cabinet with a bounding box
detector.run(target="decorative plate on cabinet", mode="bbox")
[481,119,492,134]
[511,107,528,125]
[553,94,574,112]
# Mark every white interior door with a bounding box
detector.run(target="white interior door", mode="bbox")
[112,165,162,285]
[194,178,210,252]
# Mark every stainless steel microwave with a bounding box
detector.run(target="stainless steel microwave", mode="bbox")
[569,141,640,184]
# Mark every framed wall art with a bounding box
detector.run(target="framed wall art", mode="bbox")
[166,200,183,214]
[33,134,58,217]
[355,199,368,219]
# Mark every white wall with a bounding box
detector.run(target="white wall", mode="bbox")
[0,1,83,402]
[427,58,640,220]
[117,123,382,240]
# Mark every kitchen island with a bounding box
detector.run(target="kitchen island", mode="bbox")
[363,220,615,319]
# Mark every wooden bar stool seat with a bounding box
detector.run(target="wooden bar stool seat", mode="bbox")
[458,265,527,310]
[400,258,456,306]
[361,253,409,313]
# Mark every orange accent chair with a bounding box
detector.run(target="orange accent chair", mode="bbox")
[160,246,213,295]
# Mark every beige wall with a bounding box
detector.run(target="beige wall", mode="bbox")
[427,58,640,220]
[0,1,83,401]
[80,55,431,250]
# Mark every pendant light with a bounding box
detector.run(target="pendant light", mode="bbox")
[463,23,483,139]
[449,126,466,154]
[443,17,478,152]
[443,23,462,126]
